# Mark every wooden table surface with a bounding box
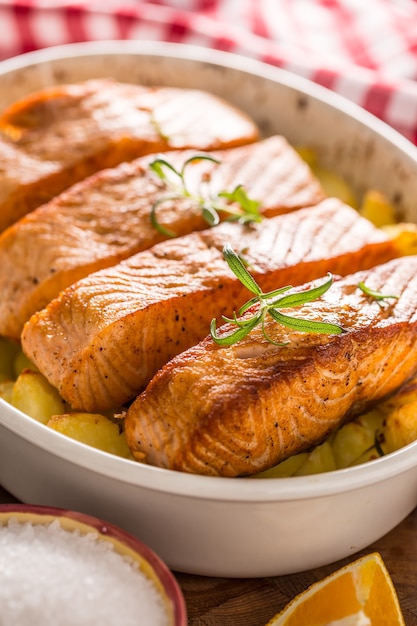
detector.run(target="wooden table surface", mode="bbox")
[1,484,416,625]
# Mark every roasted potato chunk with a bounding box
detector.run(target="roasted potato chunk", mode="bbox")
[11,369,65,424]
[383,222,417,256]
[382,401,417,453]
[359,189,397,227]
[331,410,385,469]
[294,441,337,476]
[297,146,358,208]
[48,412,133,459]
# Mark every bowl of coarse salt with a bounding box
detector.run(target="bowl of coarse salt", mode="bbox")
[0,503,187,626]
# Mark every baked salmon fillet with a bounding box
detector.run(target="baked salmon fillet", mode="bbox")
[21,198,397,412]
[124,256,417,476]
[0,78,259,232]
[0,135,325,340]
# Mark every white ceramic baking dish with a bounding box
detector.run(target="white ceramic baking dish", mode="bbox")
[1,40,417,577]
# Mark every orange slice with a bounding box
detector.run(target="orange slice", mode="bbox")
[266,553,405,626]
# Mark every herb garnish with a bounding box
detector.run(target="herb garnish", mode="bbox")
[357,281,399,305]
[210,245,345,346]
[149,155,262,237]
[373,430,386,458]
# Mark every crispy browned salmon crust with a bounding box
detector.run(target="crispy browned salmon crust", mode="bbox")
[21,198,397,412]
[124,256,417,477]
[0,78,259,231]
[0,136,325,340]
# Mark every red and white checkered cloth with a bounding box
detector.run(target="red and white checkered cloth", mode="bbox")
[1,0,417,142]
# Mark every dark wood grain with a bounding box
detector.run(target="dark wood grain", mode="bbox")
[1,484,415,625]
[176,507,417,625]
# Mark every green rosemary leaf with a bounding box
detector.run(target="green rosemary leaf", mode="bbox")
[235,213,264,225]
[209,245,346,346]
[357,281,399,301]
[218,185,261,215]
[210,316,258,346]
[221,212,244,223]
[259,285,294,301]
[201,204,220,227]
[269,273,334,309]
[222,310,262,329]
[149,154,262,234]
[149,158,180,181]
[238,295,261,316]
[150,195,179,237]
[269,309,345,335]
[223,244,262,296]
[236,247,251,268]
[181,154,221,173]
[181,155,221,196]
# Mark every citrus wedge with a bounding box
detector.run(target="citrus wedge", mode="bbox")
[266,553,405,626]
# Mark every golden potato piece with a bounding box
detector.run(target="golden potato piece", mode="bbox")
[14,349,38,377]
[382,401,417,453]
[11,369,65,424]
[383,222,417,256]
[47,412,133,459]
[253,452,308,478]
[296,146,357,208]
[312,165,357,209]
[360,189,397,227]
[295,146,317,166]
[294,441,336,476]
[331,410,384,469]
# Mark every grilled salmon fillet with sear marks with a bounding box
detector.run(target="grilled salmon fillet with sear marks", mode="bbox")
[21,198,397,412]
[124,256,417,476]
[0,78,259,231]
[0,136,325,340]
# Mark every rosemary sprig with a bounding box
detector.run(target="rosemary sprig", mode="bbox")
[149,155,262,236]
[210,244,345,346]
[357,281,399,304]
[373,430,386,458]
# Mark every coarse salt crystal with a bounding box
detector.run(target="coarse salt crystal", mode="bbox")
[0,518,170,626]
